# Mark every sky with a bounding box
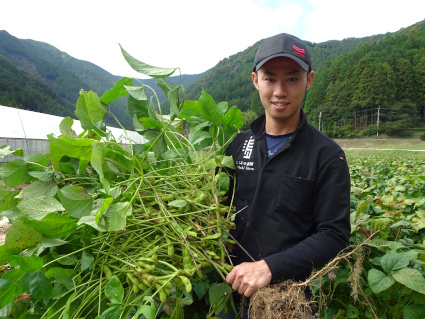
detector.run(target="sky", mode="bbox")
[1,0,424,79]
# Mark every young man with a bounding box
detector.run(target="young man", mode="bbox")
[222,33,351,316]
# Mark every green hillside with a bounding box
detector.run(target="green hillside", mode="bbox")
[0,54,75,117]
[305,21,425,137]
[0,31,205,129]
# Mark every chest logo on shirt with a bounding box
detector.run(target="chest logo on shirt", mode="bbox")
[242,136,255,159]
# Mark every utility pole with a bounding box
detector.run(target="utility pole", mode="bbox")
[376,105,380,137]
[318,112,322,132]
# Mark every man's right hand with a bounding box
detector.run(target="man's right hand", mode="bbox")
[225,260,272,297]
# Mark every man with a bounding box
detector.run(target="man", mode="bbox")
[222,33,351,317]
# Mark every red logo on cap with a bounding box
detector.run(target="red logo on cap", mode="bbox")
[293,45,305,58]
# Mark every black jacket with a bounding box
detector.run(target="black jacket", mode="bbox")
[225,111,351,282]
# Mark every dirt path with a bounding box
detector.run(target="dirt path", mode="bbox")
[0,217,10,245]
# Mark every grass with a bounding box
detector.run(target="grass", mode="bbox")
[333,137,425,158]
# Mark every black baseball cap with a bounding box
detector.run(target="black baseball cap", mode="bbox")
[253,33,311,72]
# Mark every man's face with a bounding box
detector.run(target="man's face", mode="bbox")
[252,57,314,133]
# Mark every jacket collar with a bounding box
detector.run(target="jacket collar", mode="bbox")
[250,109,307,140]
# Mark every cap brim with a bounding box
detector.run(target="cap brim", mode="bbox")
[254,53,310,72]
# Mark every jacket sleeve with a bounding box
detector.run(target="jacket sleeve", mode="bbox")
[263,149,351,282]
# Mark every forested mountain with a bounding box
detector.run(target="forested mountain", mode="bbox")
[304,22,425,137]
[0,54,75,117]
[185,20,425,137]
[0,31,205,129]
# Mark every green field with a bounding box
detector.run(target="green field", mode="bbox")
[313,149,425,318]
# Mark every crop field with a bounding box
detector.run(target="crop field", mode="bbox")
[309,149,425,318]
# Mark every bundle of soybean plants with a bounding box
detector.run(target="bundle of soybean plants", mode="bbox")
[0,46,244,319]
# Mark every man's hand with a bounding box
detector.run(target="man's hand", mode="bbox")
[225,260,272,297]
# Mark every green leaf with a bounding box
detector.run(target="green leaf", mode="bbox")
[5,218,42,251]
[48,135,97,163]
[367,268,395,294]
[0,301,12,317]
[119,44,177,78]
[393,268,425,294]
[57,186,94,219]
[0,269,30,309]
[220,155,236,169]
[380,253,409,274]
[0,208,22,224]
[223,105,243,130]
[208,283,233,315]
[100,77,133,104]
[346,304,360,318]
[59,117,78,138]
[366,238,405,252]
[199,91,224,126]
[193,281,209,300]
[188,131,213,150]
[139,117,162,129]
[22,213,78,238]
[0,159,37,188]
[161,149,189,161]
[179,100,201,119]
[27,168,54,181]
[95,197,114,224]
[95,305,121,319]
[8,255,44,272]
[0,245,7,265]
[156,78,180,117]
[133,302,156,319]
[104,275,124,304]
[40,237,68,248]
[403,304,425,319]
[29,271,53,302]
[144,130,166,156]
[17,196,64,220]
[128,96,149,120]
[77,215,108,232]
[51,251,78,266]
[81,250,95,271]
[124,85,148,101]
[111,202,132,217]
[44,267,76,290]
[0,145,22,158]
[74,109,107,137]
[84,90,107,122]
[16,180,58,200]
[108,211,126,232]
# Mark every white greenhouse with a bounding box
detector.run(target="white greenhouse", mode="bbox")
[0,105,147,163]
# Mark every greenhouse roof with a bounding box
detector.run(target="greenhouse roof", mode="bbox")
[0,105,146,143]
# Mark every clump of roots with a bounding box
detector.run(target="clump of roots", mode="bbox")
[247,232,378,319]
[248,280,313,319]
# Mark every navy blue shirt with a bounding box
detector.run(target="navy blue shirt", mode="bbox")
[265,132,292,158]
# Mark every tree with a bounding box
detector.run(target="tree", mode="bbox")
[353,67,373,107]
[369,62,395,107]
[414,55,425,118]
[249,90,263,116]
[394,58,415,102]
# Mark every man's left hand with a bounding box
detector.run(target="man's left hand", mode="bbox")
[225,260,272,297]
